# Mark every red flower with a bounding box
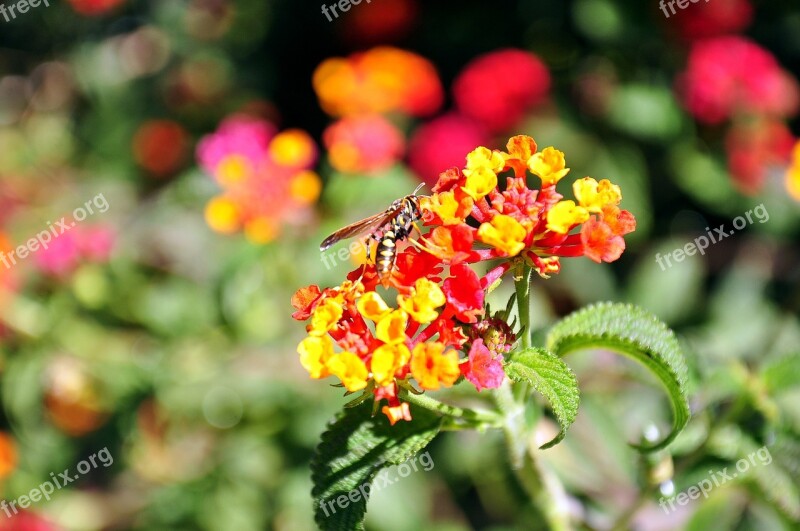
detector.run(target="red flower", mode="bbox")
[668,0,753,42]
[453,49,551,133]
[408,114,490,187]
[442,264,484,324]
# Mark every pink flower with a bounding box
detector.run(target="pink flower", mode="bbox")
[408,113,489,187]
[34,233,81,277]
[460,339,505,392]
[195,116,276,179]
[34,225,116,278]
[323,115,405,174]
[453,49,551,133]
[678,37,800,124]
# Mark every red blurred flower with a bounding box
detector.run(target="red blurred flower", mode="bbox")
[725,119,796,194]
[408,113,489,187]
[323,115,405,174]
[0,510,59,531]
[677,36,800,124]
[668,0,753,41]
[341,0,419,45]
[133,120,189,177]
[453,49,551,133]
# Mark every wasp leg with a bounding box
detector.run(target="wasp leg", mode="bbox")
[407,237,439,257]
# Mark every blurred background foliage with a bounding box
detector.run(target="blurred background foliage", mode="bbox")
[0,0,798,529]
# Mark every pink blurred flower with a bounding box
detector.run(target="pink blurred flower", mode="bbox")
[34,232,81,278]
[66,0,125,16]
[725,119,796,194]
[34,225,116,278]
[460,339,505,392]
[668,0,753,41]
[323,115,405,174]
[453,49,551,133]
[677,36,800,125]
[408,113,490,187]
[197,115,321,243]
[196,115,277,181]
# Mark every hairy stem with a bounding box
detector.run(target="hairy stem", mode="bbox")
[494,382,572,531]
[398,388,503,429]
[513,264,533,402]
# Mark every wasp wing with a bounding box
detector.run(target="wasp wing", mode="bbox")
[319,207,401,252]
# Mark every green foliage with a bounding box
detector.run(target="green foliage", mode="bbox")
[505,348,579,449]
[545,302,690,451]
[311,403,442,531]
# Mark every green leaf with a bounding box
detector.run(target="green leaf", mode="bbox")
[760,353,800,395]
[545,302,690,452]
[505,348,580,449]
[311,402,442,531]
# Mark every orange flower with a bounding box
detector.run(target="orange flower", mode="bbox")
[410,342,460,390]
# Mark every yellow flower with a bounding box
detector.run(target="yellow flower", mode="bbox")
[289,170,322,205]
[573,177,621,213]
[269,129,316,167]
[216,155,251,185]
[787,166,800,202]
[308,298,343,336]
[465,146,505,174]
[371,343,411,386]
[244,217,279,244]
[204,197,240,234]
[410,342,460,390]
[357,291,391,322]
[421,191,473,225]
[462,166,498,201]
[528,146,570,186]
[397,278,446,324]
[504,135,538,165]
[326,352,369,392]
[546,200,589,234]
[375,310,408,344]
[297,335,334,379]
[477,214,527,256]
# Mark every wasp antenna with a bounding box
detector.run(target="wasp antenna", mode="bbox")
[412,182,426,195]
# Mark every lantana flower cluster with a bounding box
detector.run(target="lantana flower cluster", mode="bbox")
[292,135,636,425]
[197,115,321,244]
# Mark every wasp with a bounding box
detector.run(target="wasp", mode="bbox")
[320,184,426,287]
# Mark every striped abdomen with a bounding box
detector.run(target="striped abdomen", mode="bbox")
[375,199,420,288]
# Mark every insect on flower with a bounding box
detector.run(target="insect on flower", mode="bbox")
[320,183,426,287]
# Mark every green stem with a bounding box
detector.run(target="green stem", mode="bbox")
[493,382,572,531]
[398,388,503,429]
[513,264,533,402]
